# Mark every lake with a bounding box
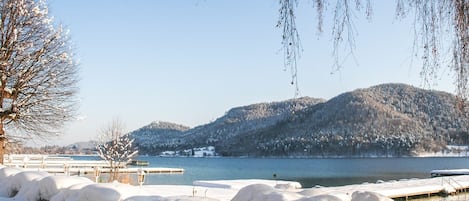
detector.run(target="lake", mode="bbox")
[71,156,469,188]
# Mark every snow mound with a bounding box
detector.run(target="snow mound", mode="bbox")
[296,194,345,201]
[298,188,328,197]
[193,179,301,190]
[351,191,392,201]
[123,195,164,201]
[75,183,122,201]
[0,167,22,179]
[9,171,49,196]
[74,181,145,201]
[50,182,93,201]
[0,167,26,197]
[124,195,220,201]
[14,175,93,201]
[231,184,301,201]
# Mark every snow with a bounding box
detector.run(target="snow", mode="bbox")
[231,184,302,201]
[8,171,50,195]
[0,165,468,201]
[351,191,392,201]
[431,169,469,176]
[0,167,22,179]
[193,179,301,190]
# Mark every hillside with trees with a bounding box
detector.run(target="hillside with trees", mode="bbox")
[130,83,469,157]
[129,121,190,155]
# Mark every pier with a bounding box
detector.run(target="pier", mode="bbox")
[311,175,469,200]
[431,169,469,177]
[2,154,184,175]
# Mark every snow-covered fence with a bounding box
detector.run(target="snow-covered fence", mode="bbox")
[2,154,184,177]
[3,155,118,175]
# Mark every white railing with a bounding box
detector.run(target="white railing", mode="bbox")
[2,154,119,169]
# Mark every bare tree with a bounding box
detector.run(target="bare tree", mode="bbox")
[0,0,78,163]
[96,118,138,182]
[278,0,469,103]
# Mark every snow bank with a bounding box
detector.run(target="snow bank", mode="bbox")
[124,195,220,201]
[0,167,22,179]
[231,184,302,201]
[295,194,345,201]
[9,171,49,195]
[75,182,146,201]
[193,179,302,190]
[0,168,44,197]
[14,175,93,201]
[0,166,463,201]
[351,191,392,201]
[74,183,124,201]
[50,182,92,201]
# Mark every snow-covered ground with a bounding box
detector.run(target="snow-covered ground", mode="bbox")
[2,165,469,201]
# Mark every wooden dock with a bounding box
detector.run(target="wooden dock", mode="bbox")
[313,175,469,200]
[2,154,184,176]
[431,169,469,177]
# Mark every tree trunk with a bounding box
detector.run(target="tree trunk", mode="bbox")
[0,123,5,164]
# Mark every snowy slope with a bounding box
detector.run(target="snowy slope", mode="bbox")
[210,84,467,156]
[130,83,469,157]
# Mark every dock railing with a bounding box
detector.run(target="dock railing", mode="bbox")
[2,154,184,176]
[441,177,466,194]
[3,154,126,174]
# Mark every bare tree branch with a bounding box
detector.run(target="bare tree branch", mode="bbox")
[0,0,79,163]
[278,0,469,108]
[277,0,301,97]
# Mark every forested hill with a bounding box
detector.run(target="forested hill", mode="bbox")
[131,83,469,157]
[181,97,326,148]
[129,121,190,154]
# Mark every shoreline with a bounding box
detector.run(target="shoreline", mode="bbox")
[61,153,469,159]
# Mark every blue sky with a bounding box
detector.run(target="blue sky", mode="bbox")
[43,0,454,146]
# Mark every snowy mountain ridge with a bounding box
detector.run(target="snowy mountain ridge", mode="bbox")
[130,97,325,155]
[129,121,189,154]
[130,83,469,157]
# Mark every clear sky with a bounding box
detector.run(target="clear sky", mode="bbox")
[41,0,455,146]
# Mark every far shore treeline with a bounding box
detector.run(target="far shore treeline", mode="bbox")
[15,84,469,158]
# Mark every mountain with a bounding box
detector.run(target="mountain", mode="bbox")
[66,141,97,149]
[130,97,324,155]
[129,121,190,154]
[221,83,469,156]
[181,97,326,147]
[130,83,469,157]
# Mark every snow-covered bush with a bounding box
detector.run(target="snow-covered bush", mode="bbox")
[14,175,93,201]
[0,167,22,179]
[97,119,138,182]
[8,171,49,196]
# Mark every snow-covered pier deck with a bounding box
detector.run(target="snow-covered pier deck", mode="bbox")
[13,167,185,175]
[431,169,469,177]
[309,175,469,200]
[2,154,184,175]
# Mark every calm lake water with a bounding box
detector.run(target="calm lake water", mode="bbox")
[71,156,469,188]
